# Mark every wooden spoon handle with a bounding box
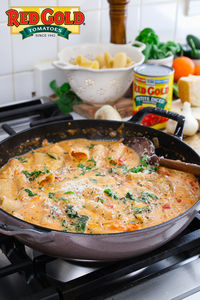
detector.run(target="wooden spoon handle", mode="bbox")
[159,157,200,176]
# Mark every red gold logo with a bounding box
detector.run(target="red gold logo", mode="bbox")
[6,7,85,39]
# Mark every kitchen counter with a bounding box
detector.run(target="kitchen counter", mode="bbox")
[184,134,200,154]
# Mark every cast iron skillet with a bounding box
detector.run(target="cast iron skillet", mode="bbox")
[0,106,199,261]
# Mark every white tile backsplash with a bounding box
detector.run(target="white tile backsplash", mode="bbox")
[12,34,58,73]
[58,10,100,51]
[0,24,12,76]
[10,0,56,5]
[101,0,140,10]
[0,75,14,103]
[127,3,141,43]
[142,0,174,4]
[176,0,200,43]
[0,0,9,23]
[99,9,110,43]
[58,0,101,11]
[14,71,35,100]
[140,1,177,41]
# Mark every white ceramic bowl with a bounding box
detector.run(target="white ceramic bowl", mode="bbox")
[146,55,174,67]
[53,42,145,105]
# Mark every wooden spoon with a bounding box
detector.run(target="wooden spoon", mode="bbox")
[158,157,200,176]
[148,155,200,176]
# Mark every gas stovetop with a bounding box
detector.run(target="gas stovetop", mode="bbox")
[0,98,200,300]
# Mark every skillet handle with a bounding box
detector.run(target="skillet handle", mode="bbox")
[129,107,185,140]
[30,113,73,127]
[0,222,54,244]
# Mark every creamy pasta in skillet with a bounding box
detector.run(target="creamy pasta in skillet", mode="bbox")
[0,138,199,234]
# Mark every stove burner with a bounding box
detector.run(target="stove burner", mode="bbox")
[0,98,73,139]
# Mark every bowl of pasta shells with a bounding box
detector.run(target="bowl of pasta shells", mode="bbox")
[53,42,145,104]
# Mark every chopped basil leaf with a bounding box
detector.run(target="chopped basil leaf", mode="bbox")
[78,157,96,175]
[62,219,66,227]
[95,172,105,177]
[58,197,68,203]
[104,188,119,199]
[126,192,135,200]
[16,157,27,163]
[87,157,96,167]
[78,163,85,169]
[43,166,50,173]
[141,155,149,167]
[88,144,95,150]
[48,192,55,199]
[150,166,158,172]
[71,215,89,233]
[25,189,37,197]
[61,219,68,231]
[66,204,79,219]
[97,197,104,203]
[47,153,57,160]
[23,170,43,181]
[64,191,74,194]
[129,156,158,174]
[141,191,158,200]
[130,166,144,173]
[23,167,50,181]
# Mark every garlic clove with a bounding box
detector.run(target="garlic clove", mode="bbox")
[166,101,199,137]
[94,105,122,121]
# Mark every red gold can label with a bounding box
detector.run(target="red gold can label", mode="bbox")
[133,64,174,129]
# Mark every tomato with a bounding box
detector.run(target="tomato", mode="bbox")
[142,114,168,126]
[162,203,171,209]
[107,204,114,208]
[133,108,168,126]
[117,157,125,166]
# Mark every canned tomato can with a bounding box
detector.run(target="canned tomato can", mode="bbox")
[133,64,174,129]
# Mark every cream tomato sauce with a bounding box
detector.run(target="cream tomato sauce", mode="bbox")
[0,138,199,234]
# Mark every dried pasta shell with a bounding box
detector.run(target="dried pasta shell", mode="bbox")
[76,55,91,66]
[113,52,127,68]
[95,54,105,68]
[104,52,113,68]
[90,60,100,69]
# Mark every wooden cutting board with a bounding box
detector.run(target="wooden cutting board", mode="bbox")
[73,97,133,119]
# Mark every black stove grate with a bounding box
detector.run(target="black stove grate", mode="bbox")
[0,214,200,300]
[0,98,73,138]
